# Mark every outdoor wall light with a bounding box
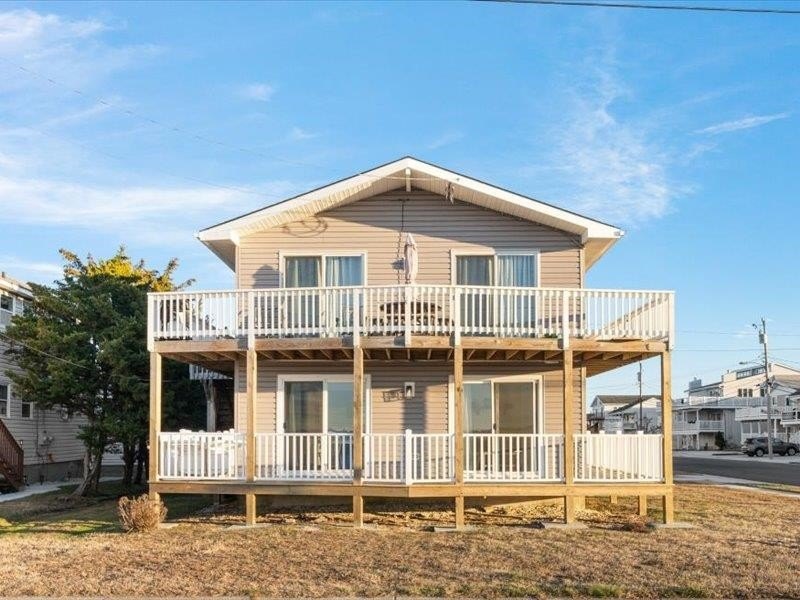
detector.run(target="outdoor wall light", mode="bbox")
[404,382,415,400]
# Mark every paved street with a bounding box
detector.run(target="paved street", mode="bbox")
[674,454,800,486]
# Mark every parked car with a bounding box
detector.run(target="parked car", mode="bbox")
[741,437,799,457]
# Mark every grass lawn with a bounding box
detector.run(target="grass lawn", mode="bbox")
[0,483,798,598]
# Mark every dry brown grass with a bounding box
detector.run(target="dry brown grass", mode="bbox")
[0,484,798,598]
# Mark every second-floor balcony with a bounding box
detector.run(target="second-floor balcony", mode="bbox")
[147,285,674,348]
[673,419,724,433]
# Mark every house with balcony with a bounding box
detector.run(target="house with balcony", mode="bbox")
[587,394,661,433]
[147,157,676,527]
[1,272,87,490]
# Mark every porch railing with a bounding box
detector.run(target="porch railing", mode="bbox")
[156,430,664,484]
[148,285,674,347]
[464,433,563,481]
[363,431,453,483]
[158,431,244,480]
[574,432,663,482]
[255,433,354,481]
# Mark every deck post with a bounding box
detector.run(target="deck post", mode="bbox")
[454,495,465,529]
[353,346,364,526]
[661,351,674,524]
[638,495,648,516]
[245,348,257,526]
[562,349,576,523]
[454,346,465,529]
[148,351,162,501]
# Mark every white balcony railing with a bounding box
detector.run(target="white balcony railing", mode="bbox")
[158,431,244,480]
[672,420,724,433]
[148,285,674,347]
[574,432,663,482]
[363,431,453,483]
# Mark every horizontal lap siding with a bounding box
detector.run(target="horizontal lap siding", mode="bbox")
[234,360,582,435]
[1,340,87,465]
[237,192,581,288]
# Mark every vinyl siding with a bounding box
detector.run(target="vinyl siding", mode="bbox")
[1,338,87,466]
[237,191,582,289]
[234,360,583,435]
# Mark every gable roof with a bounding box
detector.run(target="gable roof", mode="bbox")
[197,156,624,269]
[609,397,662,414]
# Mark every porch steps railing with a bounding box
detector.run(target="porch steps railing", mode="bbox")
[0,418,24,491]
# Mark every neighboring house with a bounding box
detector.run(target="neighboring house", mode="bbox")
[770,376,800,444]
[146,157,677,527]
[0,272,86,489]
[673,363,800,449]
[607,396,662,433]
[587,394,661,433]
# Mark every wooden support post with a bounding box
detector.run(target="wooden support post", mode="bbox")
[610,495,618,504]
[453,347,464,486]
[638,495,648,516]
[245,493,256,527]
[562,349,575,524]
[661,351,674,524]
[454,496,465,530]
[148,351,162,500]
[353,494,364,527]
[353,346,364,484]
[246,349,257,483]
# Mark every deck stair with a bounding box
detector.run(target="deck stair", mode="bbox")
[0,418,24,491]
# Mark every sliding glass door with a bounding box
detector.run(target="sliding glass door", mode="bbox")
[463,380,542,478]
[281,377,366,473]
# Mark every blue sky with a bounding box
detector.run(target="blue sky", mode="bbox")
[1,1,799,400]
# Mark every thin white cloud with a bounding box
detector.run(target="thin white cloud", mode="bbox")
[0,175,303,247]
[538,51,676,225]
[694,113,789,135]
[0,255,62,278]
[288,126,318,141]
[237,83,275,102]
[0,9,161,93]
[427,130,464,150]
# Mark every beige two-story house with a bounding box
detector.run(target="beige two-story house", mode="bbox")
[147,157,676,527]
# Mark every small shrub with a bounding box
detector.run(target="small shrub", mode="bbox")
[619,515,656,533]
[118,494,167,532]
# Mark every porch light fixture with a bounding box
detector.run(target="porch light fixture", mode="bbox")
[404,382,415,400]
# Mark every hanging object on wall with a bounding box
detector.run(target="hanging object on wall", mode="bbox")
[404,232,418,284]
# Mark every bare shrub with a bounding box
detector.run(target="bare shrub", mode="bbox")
[117,494,167,532]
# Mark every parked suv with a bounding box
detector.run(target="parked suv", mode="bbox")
[741,437,799,457]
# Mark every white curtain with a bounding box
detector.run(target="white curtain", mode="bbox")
[325,256,363,287]
[497,254,536,287]
[285,256,320,288]
[456,256,493,285]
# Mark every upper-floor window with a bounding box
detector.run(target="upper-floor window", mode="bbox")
[0,383,10,418]
[283,254,365,288]
[0,293,12,312]
[21,398,34,419]
[738,388,754,398]
[454,252,538,287]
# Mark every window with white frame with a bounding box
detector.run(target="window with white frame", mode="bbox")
[283,254,365,288]
[0,383,10,418]
[21,398,34,419]
[454,252,538,287]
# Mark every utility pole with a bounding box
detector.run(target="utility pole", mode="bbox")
[637,363,644,431]
[755,318,773,459]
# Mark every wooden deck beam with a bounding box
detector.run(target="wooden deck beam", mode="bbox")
[148,352,162,501]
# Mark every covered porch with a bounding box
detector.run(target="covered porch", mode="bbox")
[148,338,674,528]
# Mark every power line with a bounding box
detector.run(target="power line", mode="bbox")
[478,0,800,14]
